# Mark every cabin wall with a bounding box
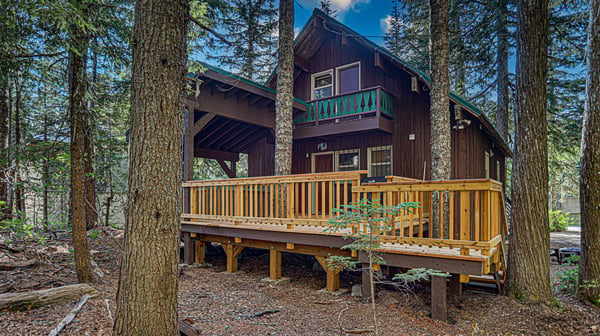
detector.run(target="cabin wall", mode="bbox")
[247,137,274,177]
[292,31,507,185]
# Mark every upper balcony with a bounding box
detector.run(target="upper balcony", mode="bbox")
[293,86,394,139]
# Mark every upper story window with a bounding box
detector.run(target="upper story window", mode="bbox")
[336,62,360,95]
[312,71,333,99]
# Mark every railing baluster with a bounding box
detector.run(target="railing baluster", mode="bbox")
[460,191,471,241]
[449,191,455,240]
[474,191,480,241]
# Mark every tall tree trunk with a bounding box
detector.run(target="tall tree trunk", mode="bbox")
[450,0,466,96]
[429,0,451,239]
[0,71,9,220]
[579,0,600,306]
[496,0,510,141]
[13,76,24,215]
[274,0,294,176]
[507,0,552,302]
[43,100,49,229]
[113,0,188,334]
[84,43,97,229]
[68,2,94,284]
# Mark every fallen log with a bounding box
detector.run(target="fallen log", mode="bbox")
[0,283,98,312]
[179,319,200,336]
[48,294,90,336]
[0,260,38,271]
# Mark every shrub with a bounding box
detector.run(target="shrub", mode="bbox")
[549,209,569,232]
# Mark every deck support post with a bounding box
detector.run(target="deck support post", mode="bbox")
[269,249,282,280]
[195,240,206,264]
[315,256,340,292]
[448,274,462,299]
[183,232,194,265]
[361,263,372,298]
[223,244,244,273]
[431,274,447,321]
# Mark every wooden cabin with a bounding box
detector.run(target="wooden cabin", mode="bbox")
[180,9,510,319]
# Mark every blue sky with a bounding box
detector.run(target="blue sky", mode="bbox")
[294,0,393,45]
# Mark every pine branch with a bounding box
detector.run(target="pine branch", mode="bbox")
[188,16,231,46]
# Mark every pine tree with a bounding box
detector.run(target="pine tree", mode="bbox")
[274,0,294,176]
[207,0,277,82]
[113,0,188,333]
[319,0,338,17]
[429,0,451,239]
[579,0,600,306]
[507,0,553,302]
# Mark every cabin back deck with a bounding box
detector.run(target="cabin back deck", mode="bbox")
[181,171,508,299]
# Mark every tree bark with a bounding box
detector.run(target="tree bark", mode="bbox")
[0,283,98,312]
[507,0,552,302]
[113,0,188,334]
[68,0,93,284]
[496,0,510,141]
[0,71,9,220]
[84,45,97,230]
[579,0,600,306]
[429,0,451,239]
[274,0,294,176]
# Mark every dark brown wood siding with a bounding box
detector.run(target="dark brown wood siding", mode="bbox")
[292,31,507,185]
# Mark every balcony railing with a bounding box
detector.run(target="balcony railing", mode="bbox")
[294,86,393,125]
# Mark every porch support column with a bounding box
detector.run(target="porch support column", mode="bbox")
[315,256,340,292]
[431,274,447,321]
[223,244,244,273]
[269,249,282,280]
[183,232,194,265]
[195,240,206,264]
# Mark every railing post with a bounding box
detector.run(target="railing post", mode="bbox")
[234,185,242,225]
[286,182,295,229]
[376,87,381,118]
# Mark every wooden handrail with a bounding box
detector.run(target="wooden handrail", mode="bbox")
[183,171,367,187]
[181,173,506,260]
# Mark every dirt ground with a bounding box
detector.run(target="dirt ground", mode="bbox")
[0,228,598,336]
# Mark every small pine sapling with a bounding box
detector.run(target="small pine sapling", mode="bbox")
[324,198,418,336]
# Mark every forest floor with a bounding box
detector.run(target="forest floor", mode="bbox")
[0,228,599,336]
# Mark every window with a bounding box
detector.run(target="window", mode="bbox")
[336,62,360,95]
[335,149,359,171]
[312,71,333,99]
[485,151,490,178]
[367,146,392,177]
[496,160,501,181]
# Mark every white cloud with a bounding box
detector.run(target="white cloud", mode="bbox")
[329,0,371,12]
[380,14,392,33]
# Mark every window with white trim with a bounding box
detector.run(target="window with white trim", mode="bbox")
[335,149,359,171]
[311,70,333,99]
[367,146,392,177]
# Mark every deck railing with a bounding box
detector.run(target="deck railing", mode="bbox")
[182,171,366,228]
[181,173,507,259]
[353,179,508,253]
[293,86,393,125]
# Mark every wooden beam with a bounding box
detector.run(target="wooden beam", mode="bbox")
[194,148,239,162]
[315,256,340,292]
[186,93,275,129]
[217,159,236,178]
[269,249,282,280]
[183,232,194,265]
[431,275,447,321]
[236,91,251,103]
[194,240,205,264]
[196,119,233,145]
[223,87,239,99]
[223,244,244,273]
[229,128,267,152]
[204,121,242,148]
[190,112,216,136]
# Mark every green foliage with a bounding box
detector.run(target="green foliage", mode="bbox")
[0,211,46,245]
[558,255,579,293]
[88,230,99,239]
[549,209,570,232]
[393,268,449,284]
